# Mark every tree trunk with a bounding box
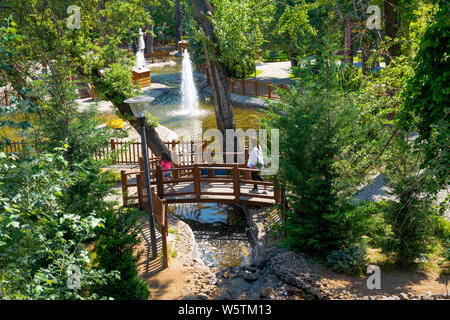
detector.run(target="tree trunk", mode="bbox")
[384,0,400,65]
[190,0,236,157]
[361,46,369,75]
[114,101,170,156]
[343,18,353,66]
[145,6,153,58]
[289,49,299,67]
[175,0,182,45]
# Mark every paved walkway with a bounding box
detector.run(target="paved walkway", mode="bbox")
[255,61,293,85]
[202,85,271,109]
[76,82,170,114]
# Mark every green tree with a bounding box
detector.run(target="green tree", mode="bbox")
[262,40,363,255]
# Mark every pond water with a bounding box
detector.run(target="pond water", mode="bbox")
[2,59,265,143]
[149,62,266,135]
[167,202,255,268]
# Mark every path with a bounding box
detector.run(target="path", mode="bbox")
[76,82,170,114]
[255,61,293,85]
[202,85,271,109]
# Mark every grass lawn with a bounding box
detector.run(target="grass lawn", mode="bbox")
[246,69,263,78]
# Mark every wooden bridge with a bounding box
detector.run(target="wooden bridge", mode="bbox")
[119,152,283,270]
[137,163,280,207]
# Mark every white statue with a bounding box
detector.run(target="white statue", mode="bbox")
[135,28,146,69]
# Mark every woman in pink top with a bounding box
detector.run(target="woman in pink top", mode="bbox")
[161,152,175,192]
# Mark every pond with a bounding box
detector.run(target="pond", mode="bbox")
[167,202,255,269]
[148,62,266,135]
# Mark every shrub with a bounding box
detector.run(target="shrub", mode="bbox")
[440,240,450,275]
[329,201,390,249]
[95,63,140,106]
[380,177,436,267]
[431,215,450,241]
[326,244,368,275]
[93,208,150,300]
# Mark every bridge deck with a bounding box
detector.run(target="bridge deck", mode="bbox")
[162,181,275,205]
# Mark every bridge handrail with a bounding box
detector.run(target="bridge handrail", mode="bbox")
[153,163,280,204]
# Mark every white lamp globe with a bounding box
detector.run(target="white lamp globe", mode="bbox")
[124,96,155,118]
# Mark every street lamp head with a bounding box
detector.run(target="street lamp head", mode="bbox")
[124,95,155,119]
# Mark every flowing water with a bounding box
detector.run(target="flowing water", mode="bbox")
[178,50,202,116]
[148,60,266,136]
[167,203,255,268]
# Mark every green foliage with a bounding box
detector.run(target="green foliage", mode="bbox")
[381,176,437,267]
[0,1,152,299]
[95,63,140,106]
[326,244,368,275]
[188,0,273,78]
[261,49,290,62]
[0,150,116,299]
[93,208,150,300]
[431,215,450,242]
[401,0,449,185]
[262,42,362,255]
[337,65,361,91]
[329,201,390,249]
[440,240,450,275]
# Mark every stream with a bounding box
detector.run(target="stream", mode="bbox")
[167,202,256,268]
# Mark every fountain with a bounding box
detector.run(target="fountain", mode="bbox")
[177,49,202,116]
[132,29,151,88]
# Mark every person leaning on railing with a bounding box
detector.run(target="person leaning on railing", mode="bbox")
[161,151,176,192]
[247,137,266,194]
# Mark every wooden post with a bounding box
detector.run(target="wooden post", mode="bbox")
[208,165,214,178]
[139,156,145,173]
[161,225,169,268]
[241,79,245,95]
[120,170,128,206]
[243,148,250,180]
[193,164,201,200]
[254,80,258,96]
[233,165,240,202]
[110,139,116,164]
[268,83,272,99]
[231,79,235,93]
[274,183,282,204]
[136,173,143,211]
[156,164,164,198]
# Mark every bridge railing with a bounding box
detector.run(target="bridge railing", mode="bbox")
[136,173,168,268]
[153,163,281,205]
[94,139,208,165]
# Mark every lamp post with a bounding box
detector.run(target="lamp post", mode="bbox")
[124,95,158,258]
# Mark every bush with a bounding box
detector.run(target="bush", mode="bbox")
[326,244,368,275]
[93,208,150,300]
[328,201,390,249]
[95,63,140,106]
[380,177,436,267]
[440,240,450,275]
[431,215,450,241]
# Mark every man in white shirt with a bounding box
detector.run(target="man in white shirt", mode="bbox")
[247,137,265,193]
